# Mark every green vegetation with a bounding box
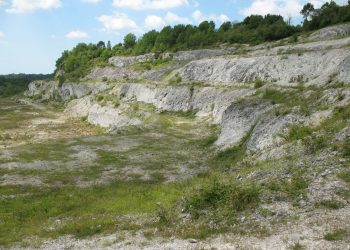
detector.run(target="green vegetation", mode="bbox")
[324,229,349,241]
[168,73,182,84]
[131,57,172,71]
[0,180,183,246]
[338,170,350,183]
[55,2,350,82]
[253,79,264,89]
[0,74,52,97]
[302,1,350,31]
[185,178,260,222]
[315,199,344,209]
[55,42,113,82]
[291,242,306,250]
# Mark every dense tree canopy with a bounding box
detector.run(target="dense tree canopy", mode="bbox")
[55,1,350,82]
[302,0,350,30]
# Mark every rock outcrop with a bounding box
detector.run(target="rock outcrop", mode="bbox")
[25,23,350,150]
[309,23,350,41]
[179,48,350,86]
[109,53,156,67]
[87,104,142,129]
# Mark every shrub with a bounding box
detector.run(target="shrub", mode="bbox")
[168,73,182,85]
[185,178,260,220]
[286,125,313,141]
[96,95,104,102]
[324,229,349,241]
[254,79,264,89]
[315,199,344,209]
[338,170,350,183]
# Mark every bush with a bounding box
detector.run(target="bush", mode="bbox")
[168,73,182,84]
[324,229,349,241]
[253,79,264,89]
[286,125,313,141]
[185,178,260,220]
[315,199,344,209]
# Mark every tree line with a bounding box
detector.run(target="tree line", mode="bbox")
[0,74,53,97]
[56,1,350,82]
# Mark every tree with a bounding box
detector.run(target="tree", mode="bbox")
[107,41,111,50]
[97,41,106,49]
[123,33,136,49]
[301,3,315,20]
[219,22,232,32]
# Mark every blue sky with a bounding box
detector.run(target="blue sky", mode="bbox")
[0,0,347,74]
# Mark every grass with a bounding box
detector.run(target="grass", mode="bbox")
[168,73,182,84]
[131,58,173,71]
[253,79,264,89]
[285,125,313,141]
[338,170,350,183]
[324,229,349,241]
[264,170,309,205]
[0,180,184,246]
[315,199,345,209]
[290,242,305,250]
[185,178,260,221]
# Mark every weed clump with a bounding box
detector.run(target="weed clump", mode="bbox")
[253,79,264,89]
[185,178,260,223]
[168,73,182,84]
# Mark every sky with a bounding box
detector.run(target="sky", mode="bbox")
[0,0,348,74]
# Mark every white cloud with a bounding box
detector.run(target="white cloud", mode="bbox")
[192,10,229,24]
[112,0,189,10]
[145,15,166,29]
[241,0,302,18]
[66,31,88,39]
[241,0,349,19]
[6,0,62,13]
[81,0,101,3]
[98,13,142,33]
[165,11,192,24]
[0,32,4,39]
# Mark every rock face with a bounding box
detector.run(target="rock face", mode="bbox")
[25,24,350,150]
[119,83,254,121]
[109,53,156,67]
[87,104,141,129]
[179,49,350,86]
[215,102,273,147]
[247,113,303,152]
[173,49,228,61]
[65,96,95,118]
[309,23,350,41]
[120,83,192,112]
[26,81,113,101]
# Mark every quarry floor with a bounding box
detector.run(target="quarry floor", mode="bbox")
[0,97,349,250]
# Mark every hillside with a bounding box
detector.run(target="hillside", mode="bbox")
[1,12,350,250]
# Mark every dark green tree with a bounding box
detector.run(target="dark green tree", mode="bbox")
[301,3,315,20]
[123,33,136,49]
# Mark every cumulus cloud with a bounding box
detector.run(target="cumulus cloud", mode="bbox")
[81,0,101,3]
[241,0,349,18]
[192,10,229,24]
[6,0,62,13]
[66,30,88,39]
[112,0,189,10]
[98,13,142,33]
[145,15,166,29]
[165,11,192,24]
